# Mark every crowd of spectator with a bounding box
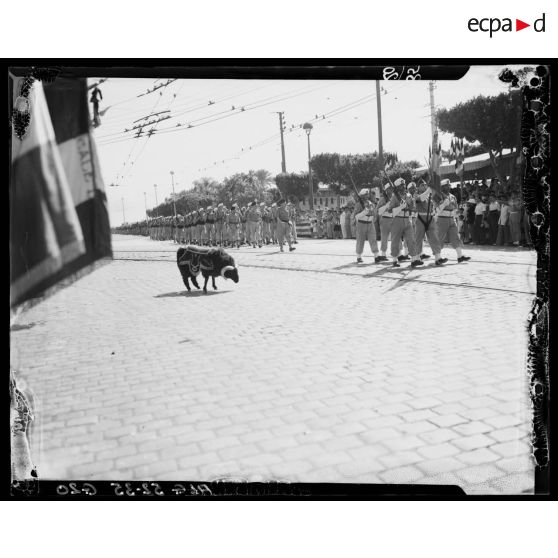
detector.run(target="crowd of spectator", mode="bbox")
[455,179,531,247]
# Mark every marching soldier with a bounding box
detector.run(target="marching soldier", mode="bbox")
[215,203,226,246]
[270,202,278,244]
[246,201,262,248]
[190,210,198,244]
[434,179,471,263]
[412,182,447,266]
[205,205,216,245]
[260,202,270,244]
[178,214,184,244]
[388,178,423,268]
[276,199,296,252]
[197,208,207,245]
[240,206,247,245]
[377,183,393,261]
[227,204,241,248]
[184,212,191,244]
[353,188,381,264]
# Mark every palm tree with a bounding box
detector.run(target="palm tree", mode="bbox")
[254,169,274,190]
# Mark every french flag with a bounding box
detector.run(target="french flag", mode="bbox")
[10,76,112,309]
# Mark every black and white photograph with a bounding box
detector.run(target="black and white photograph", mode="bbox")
[9,63,549,498]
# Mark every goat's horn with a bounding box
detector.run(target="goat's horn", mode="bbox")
[220,265,234,278]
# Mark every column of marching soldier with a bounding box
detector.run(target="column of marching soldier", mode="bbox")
[127,176,471,265]
[353,177,471,267]
[148,199,298,252]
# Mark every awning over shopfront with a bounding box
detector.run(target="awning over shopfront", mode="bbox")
[415,148,518,180]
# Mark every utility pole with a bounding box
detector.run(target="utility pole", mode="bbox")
[153,184,158,216]
[143,192,148,220]
[277,111,287,173]
[303,123,313,211]
[375,81,384,167]
[121,198,125,224]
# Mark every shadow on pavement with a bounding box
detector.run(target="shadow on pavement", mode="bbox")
[154,290,230,298]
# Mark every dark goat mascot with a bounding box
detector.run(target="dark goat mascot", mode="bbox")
[177,245,239,293]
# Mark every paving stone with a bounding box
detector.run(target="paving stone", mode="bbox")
[70,459,115,478]
[97,445,137,460]
[488,427,525,443]
[115,452,158,469]
[379,465,425,484]
[453,421,493,436]
[484,414,523,429]
[321,435,362,453]
[418,443,461,459]
[491,440,531,458]
[458,448,501,465]
[378,451,423,469]
[453,434,495,451]
[455,464,506,484]
[336,459,384,478]
[309,451,353,468]
[258,436,299,452]
[416,457,464,475]
[159,443,200,460]
[488,473,534,494]
[428,414,468,428]
[494,456,534,474]
[218,443,260,461]
[383,436,426,452]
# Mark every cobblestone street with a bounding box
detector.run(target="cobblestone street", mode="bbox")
[10,234,537,494]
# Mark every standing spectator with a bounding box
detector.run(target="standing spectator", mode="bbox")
[344,206,353,239]
[508,196,521,246]
[473,196,487,244]
[287,202,298,244]
[496,196,510,246]
[464,197,475,244]
[334,209,342,238]
[457,208,466,242]
[487,194,500,245]
[340,207,348,239]
[316,209,324,238]
[324,208,334,239]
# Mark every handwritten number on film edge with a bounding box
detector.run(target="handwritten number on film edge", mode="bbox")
[382,66,421,80]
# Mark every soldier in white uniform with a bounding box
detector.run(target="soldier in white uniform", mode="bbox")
[377,183,394,262]
[388,178,423,268]
[434,179,471,263]
[353,188,381,264]
[276,199,296,252]
[412,182,447,266]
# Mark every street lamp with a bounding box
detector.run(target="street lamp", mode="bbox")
[153,184,158,216]
[170,171,177,243]
[303,122,314,211]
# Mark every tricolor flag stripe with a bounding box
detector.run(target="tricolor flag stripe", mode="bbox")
[10,76,112,309]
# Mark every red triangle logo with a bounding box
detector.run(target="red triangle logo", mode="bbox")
[516,19,530,31]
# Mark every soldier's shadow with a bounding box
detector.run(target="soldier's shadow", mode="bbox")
[155,290,229,298]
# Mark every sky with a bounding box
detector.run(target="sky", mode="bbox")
[90,66,518,226]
